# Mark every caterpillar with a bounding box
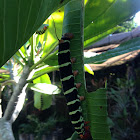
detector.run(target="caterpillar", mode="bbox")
[58,33,91,139]
[36,25,48,35]
[40,94,43,110]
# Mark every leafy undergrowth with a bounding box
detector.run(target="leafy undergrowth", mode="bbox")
[108,77,140,140]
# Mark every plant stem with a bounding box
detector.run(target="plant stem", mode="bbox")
[3,65,30,121]
[27,66,59,82]
[18,50,27,64]
[0,118,15,140]
[14,55,24,67]
[30,34,35,64]
[30,43,57,71]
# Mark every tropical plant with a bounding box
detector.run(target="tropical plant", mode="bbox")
[0,0,140,140]
[19,114,65,140]
[108,77,140,140]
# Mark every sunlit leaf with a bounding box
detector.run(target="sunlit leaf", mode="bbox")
[42,8,64,56]
[33,74,51,84]
[84,26,120,48]
[84,64,94,75]
[84,0,115,28]
[84,0,140,41]
[28,83,60,95]
[84,37,140,64]
[27,66,59,82]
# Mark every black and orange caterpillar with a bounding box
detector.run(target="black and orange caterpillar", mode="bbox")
[58,33,91,139]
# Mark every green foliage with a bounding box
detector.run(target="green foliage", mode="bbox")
[84,26,120,48]
[62,0,88,120]
[86,89,111,140]
[33,92,52,110]
[84,37,140,64]
[33,73,51,84]
[84,0,140,41]
[1,0,140,67]
[9,21,60,110]
[108,77,140,140]
[114,17,137,33]
[27,66,59,83]
[29,83,60,110]
[0,0,140,139]
[19,114,65,140]
[61,0,140,139]
[44,51,58,66]
[0,0,71,67]
[28,74,60,110]
[84,64,94,75]
[0,67,10,82]
[29,83,59,95]
[4,20,61,111]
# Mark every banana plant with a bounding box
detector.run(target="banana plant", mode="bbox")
[0,0,140,140]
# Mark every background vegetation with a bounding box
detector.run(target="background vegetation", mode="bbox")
[0,0,140,140]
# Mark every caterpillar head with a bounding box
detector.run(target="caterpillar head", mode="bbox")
[43,25,48,30]
[62,33,74,40]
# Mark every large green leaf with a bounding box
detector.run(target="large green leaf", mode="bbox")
[33,73,51,84]
[0,0,71,67]
[44,50,58,66]
[63,1,112,139]
[1,0,140,68]
[29,83,60,110]
[27,66,59,82]
[63,0,88,118]
[86,88,111,140]
[34,91,52,110]
[42,8,64,55]
[28,83,60,95]
[84,26,119,48]
[84,0,140,41]
[84,37,140,64]
[84,0,115,28]
[30,74,59,110]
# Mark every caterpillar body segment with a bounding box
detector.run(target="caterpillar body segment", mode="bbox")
[58,33,91,139]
